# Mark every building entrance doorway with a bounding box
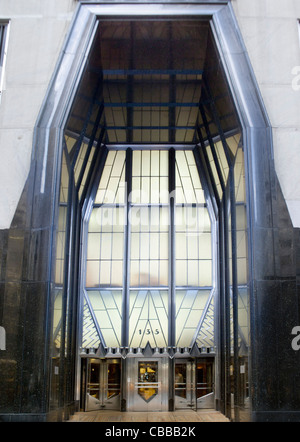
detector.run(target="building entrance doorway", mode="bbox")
[126,357,169,412]
[49,7,253,421]
[85,359,121,411]
[175,358,214,410]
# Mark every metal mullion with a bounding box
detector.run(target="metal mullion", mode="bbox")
[184,150,198,205]
[127,23,134,143]
[197,204,200,285]
[222,194,232,420]
[121,148,132,347]
[102,149,117,204]
[199,104,225,193]
[185,207,189,285]
[196,129,220,209]
[218,204,226,416]
[229,166,240,422]
[80,129,107,209]
[71,79,104,169]
[148,205,151,287]
[76,102,104,193]
[202,79,235,168]
[59,166,76,411]
[168,148,176,347]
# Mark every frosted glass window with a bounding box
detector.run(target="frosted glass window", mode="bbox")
[175,150,205,204]
[176,289,212,347]
[86,290,122,347]
[84,147,216,349]
[86,206,124,287]
[129,206,169,287]
[129,290,168,348]
[94,151,126,204]
[132,150,169,204]
[175,206,212,287]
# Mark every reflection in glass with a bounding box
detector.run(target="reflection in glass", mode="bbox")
[175,363,187,398]
[138,361,158,402]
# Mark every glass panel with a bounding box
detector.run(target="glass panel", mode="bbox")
[86,207,124,287]
[175,150,205,204]
[138,361,158,403]
[88,360,100,400]
[107,362,121,399]
[86,290,122,347]
[226,134,240,158]
[82,298,101,348]
[175,206,212,287]
[129,290,168,347]
[94,151,126,204]
[175,363,187,399]
[132,150,168,204]
[214,140,229,185]
[206,145,222,200]
[176,289,211,347]
[129,206,169,287]
[197,361,214,400]
[195,295,215,349]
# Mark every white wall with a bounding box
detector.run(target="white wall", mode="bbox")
[232,0,300,227]
[0,0,300,228]
[0,0,77,229]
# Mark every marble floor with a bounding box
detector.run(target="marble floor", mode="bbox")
[67,409,230,423]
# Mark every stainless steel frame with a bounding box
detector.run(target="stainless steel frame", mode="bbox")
[85,358,121,411]
[126,356,169,412]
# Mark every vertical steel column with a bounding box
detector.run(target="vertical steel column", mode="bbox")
[202,78,240,421]
[229,168,240,422]
[168,147,176,411]
[168,148,176,347]
[122,148,132,347]
[168,22,176,144]
[222,194,232,420]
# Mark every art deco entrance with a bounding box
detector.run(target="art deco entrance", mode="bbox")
[175,358,214,410]
[127,357,168,411]
[50,7,253,421]
[84,359,121,411]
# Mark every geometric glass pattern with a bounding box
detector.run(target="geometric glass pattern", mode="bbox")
[176,289,212,347]
[129,290,168,348]
[86,290,122,348]
[237,288,249,348]
[174,150,213,347]
[82,147,216,349]
[195,294,215,349]
[82,297,101,349]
